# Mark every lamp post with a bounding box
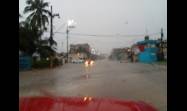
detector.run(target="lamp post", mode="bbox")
[66,25,69,63]
[66,19,76,63]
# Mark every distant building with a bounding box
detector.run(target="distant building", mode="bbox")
[70,43,90,54]
[135,39,160,63]
[110,47,130,60]
[69,43,91,61]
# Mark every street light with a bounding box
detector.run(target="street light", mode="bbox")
[66,19,76,63]
[67,19,76,28]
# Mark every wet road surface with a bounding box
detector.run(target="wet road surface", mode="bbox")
[19,59,167,111]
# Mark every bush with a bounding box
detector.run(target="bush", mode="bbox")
[32,57,62,68]
[32,59,50,68]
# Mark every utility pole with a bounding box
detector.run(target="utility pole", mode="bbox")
[49,6,60,46]
[161,28,164,42]
[160,28,164,60]
[49,5,60,68]
[66,26,69,63]
[66,19,76,63]
[50,6,53,46]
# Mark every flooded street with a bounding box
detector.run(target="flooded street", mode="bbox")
[19,59,167,111]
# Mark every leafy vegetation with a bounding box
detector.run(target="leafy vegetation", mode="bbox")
[24,0,51,31]
[19,0,58,68]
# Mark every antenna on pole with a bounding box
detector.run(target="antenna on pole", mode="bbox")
[145,27,148,36]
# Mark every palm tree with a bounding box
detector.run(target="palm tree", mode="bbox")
[23,0,58,68]
[19,21,39,55]
[24,0,51,31]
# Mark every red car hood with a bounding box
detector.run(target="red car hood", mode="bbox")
[19,97,157,111]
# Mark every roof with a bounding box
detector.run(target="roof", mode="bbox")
[136,40,160,45]
[32,52,40,57]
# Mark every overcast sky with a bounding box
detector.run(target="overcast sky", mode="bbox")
[19,0,167,54]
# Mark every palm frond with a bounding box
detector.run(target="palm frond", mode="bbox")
[26,12,35,20]
[24,0,51,33]
[41,2,49,8]
[24,6,33,14]
[49,37,57,46]
[42,15,49,24]
[26,0,33,5]
[25,12,35,26]
[42,9,51,16]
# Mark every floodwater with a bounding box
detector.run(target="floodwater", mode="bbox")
[19,59,167,111]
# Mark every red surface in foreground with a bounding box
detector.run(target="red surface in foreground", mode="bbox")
[19,97,157,111]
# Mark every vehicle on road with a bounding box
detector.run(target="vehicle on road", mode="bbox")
[20,96,158,111]
[71,59,84,64]
[85,59,94,67]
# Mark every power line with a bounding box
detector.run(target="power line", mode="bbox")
[51,31,160,38]
[54,23,66,33]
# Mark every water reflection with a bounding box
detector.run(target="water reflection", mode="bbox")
[83,63,93,79]
[83,96,92,102]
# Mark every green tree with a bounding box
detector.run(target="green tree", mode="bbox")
[23,1,54,53]
[21,0,58,68]
[37,38,55,58]
[19,22,55,64]
[19,21,41,55]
